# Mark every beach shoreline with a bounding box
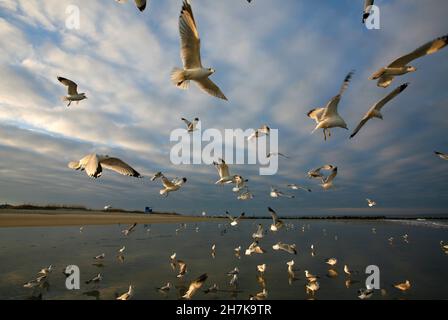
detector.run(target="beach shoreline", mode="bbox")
[0,209,222,228]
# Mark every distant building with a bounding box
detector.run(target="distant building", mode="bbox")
[145,207,153,213]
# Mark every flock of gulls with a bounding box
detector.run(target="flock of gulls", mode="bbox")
[16,0,448,300]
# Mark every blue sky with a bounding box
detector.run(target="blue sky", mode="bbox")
[0,0,448,216]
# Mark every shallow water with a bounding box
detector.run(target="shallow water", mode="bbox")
[0,219,447,300]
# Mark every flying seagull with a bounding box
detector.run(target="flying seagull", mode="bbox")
[434,151,448,161]
[252,224,264,240]
[116,285,133,300]
[358,287,374,299]
[245,241,266,255]
[270,186,295,199]
[171,0,227,100]
[213,158,239,184]
[370,34,448,88]
[287,184,312,192]
[226,211,245,226]
[150,172,187,197]
[57,76,87,107]
[325,258,338,266]
[350,83,409,138]
[85,273,102,285]
[362,0,374,23]
[37,265,53,276]
[366,198,377,207]
[232,175,249,193]
[320,167,338,190]
[156,282,171,293]
[176,260,187,278]
[122,223,137,236]
[307,164,335,179]
[307,71,354,140]
[68,154,141,179]
[248,125,270,140]
[272,242,297,255]
[115,0,146,12]
[268,207,284,231]
[181,117,199,132]
[394,280,411,292]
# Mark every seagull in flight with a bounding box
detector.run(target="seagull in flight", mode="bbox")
[366,199,377,207]
[370,34,448,88]
[394,280,411,292]
[270,186,295,199]
[151,172,187,197]
[307,164,335,179]
[245,241,266,255]
[171,0,227,100]
[248,125,270,140]
[68,154,141,179]
[116,285,133,300]
[350,83,409,138]
[213,158,239,185]
[122,223,137,236]
[320,167,338,190]
[226,211,245,226]
[181,117,199,132]
[434,151,448,161]
[307,71,354,140]
[57,76,87,107]
[85,273,102,285]
[287,184,312,192]
[252,224,264,240]
[268,207,284,231]
[176,260,188,278]
[325,258,338,267]
[272,242,297,255]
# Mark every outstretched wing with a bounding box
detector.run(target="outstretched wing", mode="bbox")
[195,78,228,101]
[100,158,141,177]
[57,76,79,95]
[388,34,448,68]
[179,0,202,69]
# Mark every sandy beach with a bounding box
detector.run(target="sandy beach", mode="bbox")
[0,209,221,228]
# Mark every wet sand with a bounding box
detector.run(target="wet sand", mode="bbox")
[0,209,221,228]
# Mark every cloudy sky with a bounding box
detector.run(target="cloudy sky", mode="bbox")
[0,0,447,216]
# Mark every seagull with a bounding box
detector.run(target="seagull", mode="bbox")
[272,242,297,255]
[370,34,448,88]
[320,167,338,190]
[177,260,188,278]
[358,287,374,299]
[394,280,411,291]
[268,207,284,231]
[310,244,316,257]
[118,246,126,254]
[252,224,264,240]
[434,151,448,161]
[305,270,319,283]
[203,283,219,294]
[307,71,353,140]
[85,273,102,285]
[257,264,266,275]
[287,260,296,279]
[23,275,47,289]
[171,0,227,100]
[181,117,199,132]
[440,241,448,250]
[362,0,374,23]
[250,289,268,300]
[94,253,105,260]
[229,274,239,287]
[307,165,335,179]
[234,246,242,257]
[350,83,409,138]
[68,154,141,179]
[150,172,187,197]
[213,158,239,185]
[37,265,53,276]
[267,152,289,159]
[116,285,133,300]
[344,265,354,276]
[211,244,216,258]
[325,258,338,266]
[122,223,137,236]
[226,211,245,226]
[287,184,312,192]
[156,282,171,292]
[245,241,266,255]
[248,125,270,140]
[270,186,295,199]
[57,76,87,107]
[115,0,146,12]
[227,267,239,276]
[366,198,377,207]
